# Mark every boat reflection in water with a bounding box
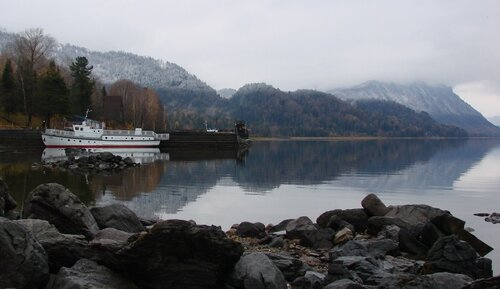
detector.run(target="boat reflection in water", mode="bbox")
[41,147,169,164]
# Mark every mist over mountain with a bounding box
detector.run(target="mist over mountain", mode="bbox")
[330,81,500,136]
[217,88,237,99]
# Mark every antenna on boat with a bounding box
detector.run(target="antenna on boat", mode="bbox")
[84,108,92,121]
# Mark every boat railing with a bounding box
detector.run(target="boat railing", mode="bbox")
[44,129,75,137]
[103,130,169,140]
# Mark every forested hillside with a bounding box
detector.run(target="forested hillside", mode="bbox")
[0,28,469,137]
[222,84,467,137]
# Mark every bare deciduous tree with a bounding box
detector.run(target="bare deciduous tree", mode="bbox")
[13,28,56,126]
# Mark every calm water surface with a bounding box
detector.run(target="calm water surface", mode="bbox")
[1,139,500,273]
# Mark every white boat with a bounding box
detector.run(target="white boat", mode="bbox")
[41,115,169,148]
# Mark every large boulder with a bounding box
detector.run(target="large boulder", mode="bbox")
[52,258,139,289]
[230,252,287,289]
[316,209,368,233]
[424,235,492,279]
[22,183,99,239]
[15,219,108,272]
[104,219,244,289]
[0,177,17,217]
[384,204,447,226]
[90,203,145,233]
[235,221,266,238]
[361,194,390,217]
[0,218,49,289]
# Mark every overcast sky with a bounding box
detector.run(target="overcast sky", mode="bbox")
[1,0,499,116]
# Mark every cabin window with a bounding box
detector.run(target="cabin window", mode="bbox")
[131,137,134,140]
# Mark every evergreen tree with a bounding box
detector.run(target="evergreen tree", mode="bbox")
[1,59,21,116]
[37,61,69,127]
[70,56,94,115]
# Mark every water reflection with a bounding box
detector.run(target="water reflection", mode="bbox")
[41,148,169,164]
[1,139,500,219]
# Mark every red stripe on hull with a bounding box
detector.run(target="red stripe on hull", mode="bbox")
[45,145,157,148]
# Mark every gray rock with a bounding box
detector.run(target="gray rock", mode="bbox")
[385,204,447,225]
[265,252,310,282]
[22,183,99,239]
[329,239,399,260]
[286,216,333,249]
[269,236,285,248]
[105,219,244,289]
[377,224,400,242]
[91,228,134,248]
[367,216,412,235]
[0,218,49,289]
[401,272,472,289]
[334,227,353,245]
[90,203,145,233]
[424,235,492,279]
[287,216,317,236]
[457,228,493,257]
[326,261,363,284]
[52,258,139,289]
[15,219,104,272]
[398,227,430,257]
[0,177,17,216]
[431,213,465,235]
[461,275,500,289]
[322,279,367,289]
[269,219,294,233]
[231,252,287,289]
[333,256,393,285]
[361,194,389,216]
[291,271,325,289]
[316,209,368,233]
[236,221,267,238]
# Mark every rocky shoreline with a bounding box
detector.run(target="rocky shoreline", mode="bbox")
[1,177,499,289]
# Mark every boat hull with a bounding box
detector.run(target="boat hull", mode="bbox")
[42,133,160,148]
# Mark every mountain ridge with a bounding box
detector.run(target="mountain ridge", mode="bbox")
[0,29,215,94]
[329,80,500,136]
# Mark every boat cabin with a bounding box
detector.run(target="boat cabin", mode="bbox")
[73,119,105,138]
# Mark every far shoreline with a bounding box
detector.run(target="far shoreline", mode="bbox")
[249,136,498,141]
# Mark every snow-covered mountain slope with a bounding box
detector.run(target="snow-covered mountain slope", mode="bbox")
[329,81,500,136]
[0,29,213,92]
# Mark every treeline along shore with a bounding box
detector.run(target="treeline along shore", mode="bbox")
[1,175,499,289]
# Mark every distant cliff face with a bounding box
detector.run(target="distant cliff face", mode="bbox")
[330,81,500,136]
[0,30,214,93]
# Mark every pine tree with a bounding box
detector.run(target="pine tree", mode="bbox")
[70,56,94,115]
[37,61,69,127]
[1,59,21,117]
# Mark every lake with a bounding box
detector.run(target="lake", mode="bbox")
[1,138,500,273]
